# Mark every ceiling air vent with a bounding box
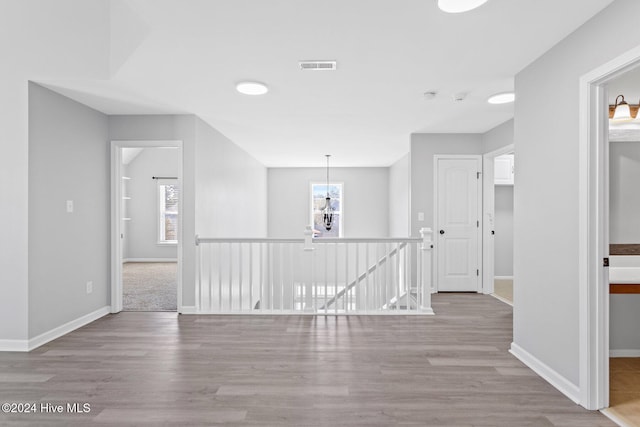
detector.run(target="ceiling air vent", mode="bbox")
[299,60,337,71]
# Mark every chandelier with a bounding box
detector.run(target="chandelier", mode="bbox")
[322,155,334,231]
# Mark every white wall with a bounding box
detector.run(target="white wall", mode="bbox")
[494,185,514,277]
[194,117,267,238]
[609,141,640,243]
[389,154,410,237]
[268,167,389,238]
[409,134,484,237]
[28,83,109,338]
[0,0,109,343]
[125,148,179,260]
[514,0,640,388]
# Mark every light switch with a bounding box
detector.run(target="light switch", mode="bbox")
[418,212,424,221]
[66,200,74,213]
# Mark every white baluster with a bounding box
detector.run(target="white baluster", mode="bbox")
[302,226,315,312]
[420,227,434,313]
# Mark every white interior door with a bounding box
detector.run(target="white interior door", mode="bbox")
[435,156,481,292]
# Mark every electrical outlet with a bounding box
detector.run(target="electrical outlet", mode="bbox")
[86,281,93,294]
[418,212,425,221]
[66,200,74,213]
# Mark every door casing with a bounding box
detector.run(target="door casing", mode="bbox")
[110,140,184,313]
[482,145,514,296]
[579,45,640,410]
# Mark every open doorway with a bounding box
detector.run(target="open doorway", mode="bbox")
[602,68,640,424]
[482,144,514,300]
[492,153,514,305]
[578,44,640,413]
[111,141,183,313]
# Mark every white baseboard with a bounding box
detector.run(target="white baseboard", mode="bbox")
[495,276,514,280]
[124,258,177,263]
[0,339,29,352]
[179,306,197,314]
[27,306,110,352]
[510,342,580,404]
[610,349,640,357]
[1,306,110,352]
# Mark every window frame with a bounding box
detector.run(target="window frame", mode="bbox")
[310,181,344,238]
[157,179,179,245]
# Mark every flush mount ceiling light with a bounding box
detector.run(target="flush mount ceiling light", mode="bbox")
[236,81,269,95]
[438,0,488,13]
[487,92,515,104]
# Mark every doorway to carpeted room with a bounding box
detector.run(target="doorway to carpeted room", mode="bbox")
[123,262,177,311]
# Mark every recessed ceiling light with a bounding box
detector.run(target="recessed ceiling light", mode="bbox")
[236,81,269,95]
[438,0,488,13]
[487,92,515,104]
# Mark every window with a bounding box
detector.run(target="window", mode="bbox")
[311,182,343,238]
[158,180,179,244]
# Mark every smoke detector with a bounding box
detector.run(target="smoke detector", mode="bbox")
[299,60,337,71]
[453,92,467,102]
[423,91,438,100]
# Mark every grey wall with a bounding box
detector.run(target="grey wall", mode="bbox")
[514,0,640,386]
[0,1,109,343]
[268,167,389,238]
[109,115,197,307]
[125,148,179,260]
[610,141,640,243]
[609,141,640,352]
[483,119,514,154]
[28,83,109,338]
[194,117,267,238]
[389,154,410,237]
[409,134,484,237]
[610,294,640,352]
[494,185,514,277]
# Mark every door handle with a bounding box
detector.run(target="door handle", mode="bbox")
[439,230,445,235]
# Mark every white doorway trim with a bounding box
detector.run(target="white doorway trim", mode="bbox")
[110,140,184,314]
[433,154,483,293]
[578,45,640,410]
[482,144,514,295]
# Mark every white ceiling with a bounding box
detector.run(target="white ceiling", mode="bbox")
[40,0,615,167]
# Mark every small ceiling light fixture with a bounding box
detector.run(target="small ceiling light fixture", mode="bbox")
[236,81,269,95]
[322,155,334,231]
[487,92,515,104]
[611,94,633,121]
[438,0,488,13]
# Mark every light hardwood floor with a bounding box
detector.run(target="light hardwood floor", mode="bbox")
[0,294,615,426]
[606,357,640,426]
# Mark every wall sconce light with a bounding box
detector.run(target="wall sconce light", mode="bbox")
[609,94,639,121]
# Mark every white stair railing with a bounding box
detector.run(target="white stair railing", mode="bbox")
[194,227,433,315]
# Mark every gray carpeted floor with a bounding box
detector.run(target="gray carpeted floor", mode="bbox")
[123,262,177,311]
